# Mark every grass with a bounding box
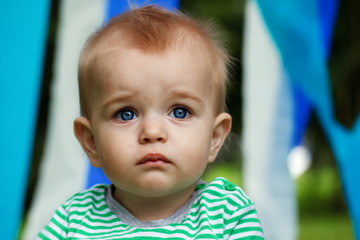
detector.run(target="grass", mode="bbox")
[299,213,354,240]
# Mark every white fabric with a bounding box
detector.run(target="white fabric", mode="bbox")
[22,1,105,239]
[242,1,297,239]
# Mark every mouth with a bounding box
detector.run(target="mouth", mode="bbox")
[137,153,172,166]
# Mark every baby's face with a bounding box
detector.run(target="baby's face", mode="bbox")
[86,47,229,198]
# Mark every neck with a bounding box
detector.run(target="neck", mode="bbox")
[113,184,197,222]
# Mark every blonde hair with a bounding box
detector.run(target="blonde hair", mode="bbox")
[78,5,231,116]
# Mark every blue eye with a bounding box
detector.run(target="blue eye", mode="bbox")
[115,109,137,121]
[170,107,190,119]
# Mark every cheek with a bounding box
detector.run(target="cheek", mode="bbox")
[95,129,131,160]
[176,126,213,162]
[179,142,210,179]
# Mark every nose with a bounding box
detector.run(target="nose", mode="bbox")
[138,116,168,144]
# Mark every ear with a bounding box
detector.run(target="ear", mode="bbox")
[74,116,101,168]
[208,112,232,163]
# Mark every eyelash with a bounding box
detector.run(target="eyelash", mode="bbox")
[112,105,193,122]
[113,107,138,122]
[169,105,192,119]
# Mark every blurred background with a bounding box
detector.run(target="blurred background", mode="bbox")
[1,0,359,239]
[183,1,358,239]
[184,0,358,239]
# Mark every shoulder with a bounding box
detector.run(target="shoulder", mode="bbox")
[63,184,109,210]
[199,177,253,207]
[190,178,263,237]
[36,184,113,239]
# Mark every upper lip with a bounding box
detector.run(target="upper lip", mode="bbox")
[137,153,171,165]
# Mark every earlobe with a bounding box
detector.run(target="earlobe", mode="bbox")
[209,113,232,163]
[74,116,101,168]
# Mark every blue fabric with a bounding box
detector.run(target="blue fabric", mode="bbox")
[256,0,360,238]
[290,86,311,147]
[0,1,50,239]
[106,0,179,22]
[318,0,338,57]
[86,0,179,188]
[289,0,338,148]
[86,164,111,189]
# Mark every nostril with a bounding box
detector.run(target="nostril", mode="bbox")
[139,127,167,144]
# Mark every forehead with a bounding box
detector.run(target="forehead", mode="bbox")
[94,45,213,88]
[88,46,218,110]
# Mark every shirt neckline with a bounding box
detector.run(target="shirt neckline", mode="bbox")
[105,179,206,228]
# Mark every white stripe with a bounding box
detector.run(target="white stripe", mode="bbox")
[68,211,118,222]
[223,204,256,220]
[53,212,69,230]
[36,230,58,240]
[183,216,224,230]
[44,221,66,238]
[23,1,106,239]
[70,217,120,228]
[241,212,261,221]
[66,192,105,205]
[68,223,130,234]
[56,206,68,218]
[68,196,106,205]
[228,231,265,240]
[242,1,297,239]
[200,190,249,206]
[68,214,223,236]
[71,214,117,223]
[71,228,218,239]
[67,206,111,215]
[64,204,229,236]
[205,185,251,205]
[225,217,262,233]
[67,194,107,205]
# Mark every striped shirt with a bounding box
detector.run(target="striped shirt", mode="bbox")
[37,177,264,239]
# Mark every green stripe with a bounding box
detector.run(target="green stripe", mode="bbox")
[231,226,264,234]
[68,185,106,200]
[54,207,67,220]
[69,195,107,206]
[192,194,243,209]
[224,207,259,226]
[50,216,68,233]
[190,199,253,219]
[68,207,113,219]
[68,201,108,211]
[200,189,249,206]
[37,232,50,240]
[68,227,199,238]
[43,225,65,240]
[68,216,224,235]
[68,214,118,225]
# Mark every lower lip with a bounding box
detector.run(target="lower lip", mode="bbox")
[140,160,170,166]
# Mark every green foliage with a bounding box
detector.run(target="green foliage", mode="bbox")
[202,161,243,187]
[299,214,354,240]
[297,166,347,214]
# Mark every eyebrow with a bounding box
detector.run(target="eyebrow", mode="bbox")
[168,89,204,105]
[103,92,137,108]
[102,89,204,108]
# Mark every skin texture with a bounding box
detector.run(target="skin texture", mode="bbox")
[74,47,231,221]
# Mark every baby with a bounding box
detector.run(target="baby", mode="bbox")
[37,5,264,239]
